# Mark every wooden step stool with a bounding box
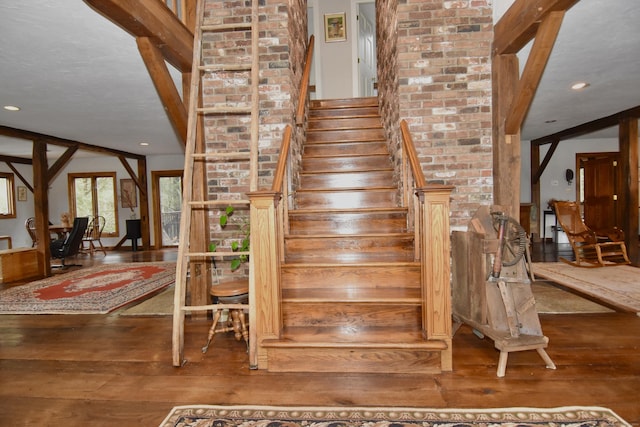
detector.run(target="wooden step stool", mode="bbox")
[202,279,249,353]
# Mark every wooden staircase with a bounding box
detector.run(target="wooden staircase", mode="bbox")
[261,97,448,373]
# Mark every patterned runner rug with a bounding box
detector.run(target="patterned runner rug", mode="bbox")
[0,262,175,314]
[533,262,640,314]
[159,405,630,427]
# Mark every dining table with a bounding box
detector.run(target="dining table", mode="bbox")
[49,224,73,240]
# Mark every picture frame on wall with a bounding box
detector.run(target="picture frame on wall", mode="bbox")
[17,186,27,201]
[324,12,346,42]
[120,179,137,209]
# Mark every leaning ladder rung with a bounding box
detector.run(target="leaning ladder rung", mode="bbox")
[192,152,250,160]
[186,251,250,258]
[181,303,248,312]
[188,199,250,207]
[197,106,252,114]
[201,23,252,32]
[199,64,252,72]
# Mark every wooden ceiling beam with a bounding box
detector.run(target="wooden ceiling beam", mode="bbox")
[532,105,640,146]
[84,0,193,72]
[5,162,34,193]
[118,155,148,198]
[1,156,31,165]
[493,0,579,56]
[504,11,564,135]
[0,126,144,160]
[531,139,559,184]
[137,37,188,145]
[47,146,79,183]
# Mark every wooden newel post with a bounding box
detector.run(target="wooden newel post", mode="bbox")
[415,185,454,371]
[248,190,283,370]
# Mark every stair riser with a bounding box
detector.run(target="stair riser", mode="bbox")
[264,347,442,374]
[307,129,385,143]
[295,190,398,209]
[308,117,382,131]
[309,106,379,119]
[289,213,407,234]
[282,303,421,328]
[285,236,414,256]
[299,171,394,190]
[303,141,388,157]
[302,155,390,171]
[281,265,420,289]
[310,97,378,109]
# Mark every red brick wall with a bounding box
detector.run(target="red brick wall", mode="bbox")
[395,0,494,228]
[201,0,304,270]
[202,0,493,234]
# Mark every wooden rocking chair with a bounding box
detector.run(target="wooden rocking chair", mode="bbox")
[553,200,630,267]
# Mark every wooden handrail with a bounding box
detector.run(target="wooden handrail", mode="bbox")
[271,125,292,192]
[400,120,427,188]
[295,35,315,125]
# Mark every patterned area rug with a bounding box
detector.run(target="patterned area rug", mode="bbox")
[533,262,640,313]
[0,262,175,314]
[159,405,630,427]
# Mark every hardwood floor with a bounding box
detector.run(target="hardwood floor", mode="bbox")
[0,248,638,426]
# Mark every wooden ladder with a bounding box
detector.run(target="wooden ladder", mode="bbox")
[172,0,259,367]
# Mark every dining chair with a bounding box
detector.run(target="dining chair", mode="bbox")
[82,215,107,256]
[50,217,89,268]
[25,217,37,247]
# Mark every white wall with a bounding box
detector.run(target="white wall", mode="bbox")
[310,0,356,99]
[0,154,184,249]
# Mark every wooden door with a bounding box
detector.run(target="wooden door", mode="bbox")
[357,2,376,97]
[579,153,621,233]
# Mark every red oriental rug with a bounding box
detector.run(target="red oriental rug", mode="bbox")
[0,262,175,314]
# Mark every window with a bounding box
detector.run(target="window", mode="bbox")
[0,172,16,219]
[69,173,118,236]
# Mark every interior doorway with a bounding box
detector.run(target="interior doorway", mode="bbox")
[151,170,183,248]
[356,1,376,97]
[577,152,622,233]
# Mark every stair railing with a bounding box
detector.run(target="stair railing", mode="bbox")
[295,35,315,126]
[400,119,455,371]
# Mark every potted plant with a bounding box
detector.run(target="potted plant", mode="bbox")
[209,205,249,271]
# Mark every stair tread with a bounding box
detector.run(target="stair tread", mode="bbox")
[284,253,416,264]
[300,167,393,175]
[283,287,421,302]
[309,112,379,120]
[295,186,396,193]
[285,232,413,239]
[310,97,378,109]
[264,326,447,348]
[281,260,419,268]
[289,207,407,215]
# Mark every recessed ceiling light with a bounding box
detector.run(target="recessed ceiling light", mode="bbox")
[139,142,150,146]
[3,105,21,111]
[571,82,590,90]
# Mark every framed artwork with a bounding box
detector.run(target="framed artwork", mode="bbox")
[17,186,27,201]
[120,179,137,208]
[324,12,346,42]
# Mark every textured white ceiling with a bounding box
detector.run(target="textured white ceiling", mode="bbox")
[0,1,184,158]
[0,0,638,160]
[518,0,640,140]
